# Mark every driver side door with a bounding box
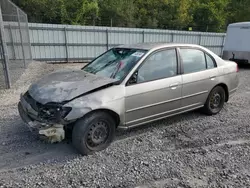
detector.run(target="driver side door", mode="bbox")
[124,48,182,127]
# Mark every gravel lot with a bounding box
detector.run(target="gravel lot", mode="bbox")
[0,62,250,188]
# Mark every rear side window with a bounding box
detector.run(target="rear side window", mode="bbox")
[179,49,206,74]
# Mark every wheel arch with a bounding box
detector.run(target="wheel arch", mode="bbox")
[80,108,121,127]
[213,83,229,102]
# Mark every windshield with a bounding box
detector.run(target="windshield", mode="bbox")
[82,48,147,80]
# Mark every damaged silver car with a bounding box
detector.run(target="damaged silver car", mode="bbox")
[18,43,239,155]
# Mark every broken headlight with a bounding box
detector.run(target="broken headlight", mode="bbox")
[60,106,72,118]
[38,103,72,122]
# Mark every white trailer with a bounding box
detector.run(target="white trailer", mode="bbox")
[222,22,250,64]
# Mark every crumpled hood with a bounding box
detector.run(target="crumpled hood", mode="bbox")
[28,69,117,104]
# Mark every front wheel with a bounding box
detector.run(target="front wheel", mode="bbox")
[202,86,225,115]
[72,111,116,155]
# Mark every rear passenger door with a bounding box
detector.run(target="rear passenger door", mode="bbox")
[178,47,218,108]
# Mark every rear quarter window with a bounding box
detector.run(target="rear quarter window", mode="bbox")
[205,54,216,69]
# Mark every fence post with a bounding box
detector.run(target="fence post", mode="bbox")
[142,31,145,42]
[64,27,68,62]
[199,34,202,45]
[221,35,225,57]
[106,29,109,50]
[9,24,16,60]
[25,15,32,61]
[171,33,174,42]
[0,7,11,88]
[17,8,27,68]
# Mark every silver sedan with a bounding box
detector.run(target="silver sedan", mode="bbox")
[18,43,239,155]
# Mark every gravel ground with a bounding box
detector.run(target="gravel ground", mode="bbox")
[0,62,250,188]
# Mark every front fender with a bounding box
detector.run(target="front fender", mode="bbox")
[62,86,125,124]
[64,106,93,121]
[63,95,102,121]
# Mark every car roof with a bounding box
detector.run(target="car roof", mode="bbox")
[228,22,250,28]
[117,42,202,50]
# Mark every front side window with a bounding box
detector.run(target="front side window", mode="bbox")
[82,48,147,81]
[180,48,206,74]
[137,49,177,83]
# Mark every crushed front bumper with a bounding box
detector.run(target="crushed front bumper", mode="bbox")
[18,100,43,132]
[18,94,65,143]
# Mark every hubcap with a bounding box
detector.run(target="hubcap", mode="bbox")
[87,121,109,149]
[210,92,221,109]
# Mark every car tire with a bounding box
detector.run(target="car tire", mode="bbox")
[202,86,225,115]
[72,111,116,155]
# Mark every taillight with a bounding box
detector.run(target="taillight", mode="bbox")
[236,63,239,72]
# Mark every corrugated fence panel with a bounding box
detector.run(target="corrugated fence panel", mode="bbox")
[109,32,142,44]
[24,23,226,62]
[3,22,24,60]
[144,33,172,43]
[174,34,200,44]
[68,46,107,60]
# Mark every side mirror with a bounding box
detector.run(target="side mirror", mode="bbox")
[127,71,138,85]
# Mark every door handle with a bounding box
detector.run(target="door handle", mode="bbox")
[209,76,216,80]
[170,83,179,89]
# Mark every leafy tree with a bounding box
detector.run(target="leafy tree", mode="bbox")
[134,0,160,28]
[156,0,193,30]
[13,0,62,24]
[60,0,99,25]
[11,0,250,32]
[98,0,136,27]
[192,0,229,32]
[13,0,99,25]
[227,0,250,25]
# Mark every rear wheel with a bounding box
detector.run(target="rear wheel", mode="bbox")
[202,86,225,115]
[72,111,116,155]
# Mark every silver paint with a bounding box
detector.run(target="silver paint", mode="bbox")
[19,43,239,133]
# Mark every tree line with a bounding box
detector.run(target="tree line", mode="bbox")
[13,0,250,33]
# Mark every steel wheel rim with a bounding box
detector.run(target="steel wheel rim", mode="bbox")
[86,120,109,150]
[210,92,222,109]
